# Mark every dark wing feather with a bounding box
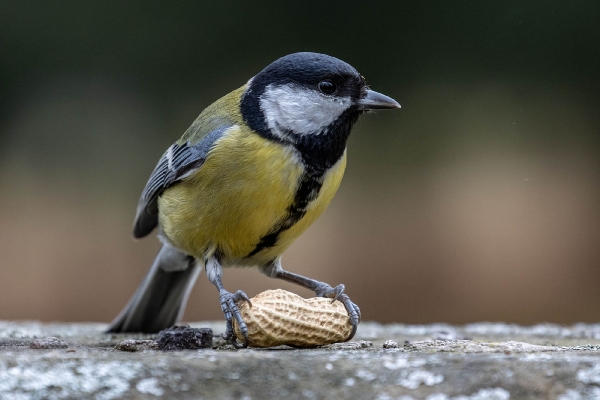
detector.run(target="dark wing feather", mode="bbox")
[133,123,233,238]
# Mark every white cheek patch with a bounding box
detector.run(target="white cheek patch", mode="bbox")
[259,84,351,139]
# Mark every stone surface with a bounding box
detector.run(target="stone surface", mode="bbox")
[115,339,159,352]
[29,337,68,349]
[2,321,600,399]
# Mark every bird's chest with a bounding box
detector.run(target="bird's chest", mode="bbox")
[159,127,345,262]
[246,152,346,263]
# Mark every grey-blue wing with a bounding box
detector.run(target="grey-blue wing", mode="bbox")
[133,123,233,238]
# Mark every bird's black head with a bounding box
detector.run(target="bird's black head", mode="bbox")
[241,52,399,174]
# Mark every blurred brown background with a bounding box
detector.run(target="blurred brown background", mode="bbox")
[1,1,599,325]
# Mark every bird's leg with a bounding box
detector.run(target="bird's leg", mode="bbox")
[205,256,251,348]
[260,259,361,340]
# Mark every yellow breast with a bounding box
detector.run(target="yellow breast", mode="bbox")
[158,125,346,266]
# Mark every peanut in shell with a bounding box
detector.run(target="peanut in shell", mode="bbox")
[233,289,353,348]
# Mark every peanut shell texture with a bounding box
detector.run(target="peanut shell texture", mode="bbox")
[233,289,353,348]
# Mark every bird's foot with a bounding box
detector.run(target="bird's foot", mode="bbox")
[219,289,252,348]
[313,282,361,340]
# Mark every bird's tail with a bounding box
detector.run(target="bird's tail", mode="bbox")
[107,244,202,333]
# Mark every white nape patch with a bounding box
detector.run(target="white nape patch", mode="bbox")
[260,83,351,139]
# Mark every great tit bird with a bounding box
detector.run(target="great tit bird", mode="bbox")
[108,52,400,346]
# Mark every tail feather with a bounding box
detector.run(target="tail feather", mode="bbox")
[107,244,202,333]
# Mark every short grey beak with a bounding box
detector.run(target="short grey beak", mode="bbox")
[356,89,401,110]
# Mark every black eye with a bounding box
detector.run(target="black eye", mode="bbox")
[318,80,337,95]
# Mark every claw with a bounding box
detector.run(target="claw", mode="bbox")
[232,290,253,308]
[218,289,250,348]
[329,284,345,303]
[312,282,360,341]
[221,332,245,349]
[337,293,361,341]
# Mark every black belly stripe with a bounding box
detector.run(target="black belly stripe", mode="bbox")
[241,95,361,258]
[247,171,324,257]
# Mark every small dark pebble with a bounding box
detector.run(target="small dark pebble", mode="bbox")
[156,325,213,350]
[383,340,398,349]
[30,337,68,349]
